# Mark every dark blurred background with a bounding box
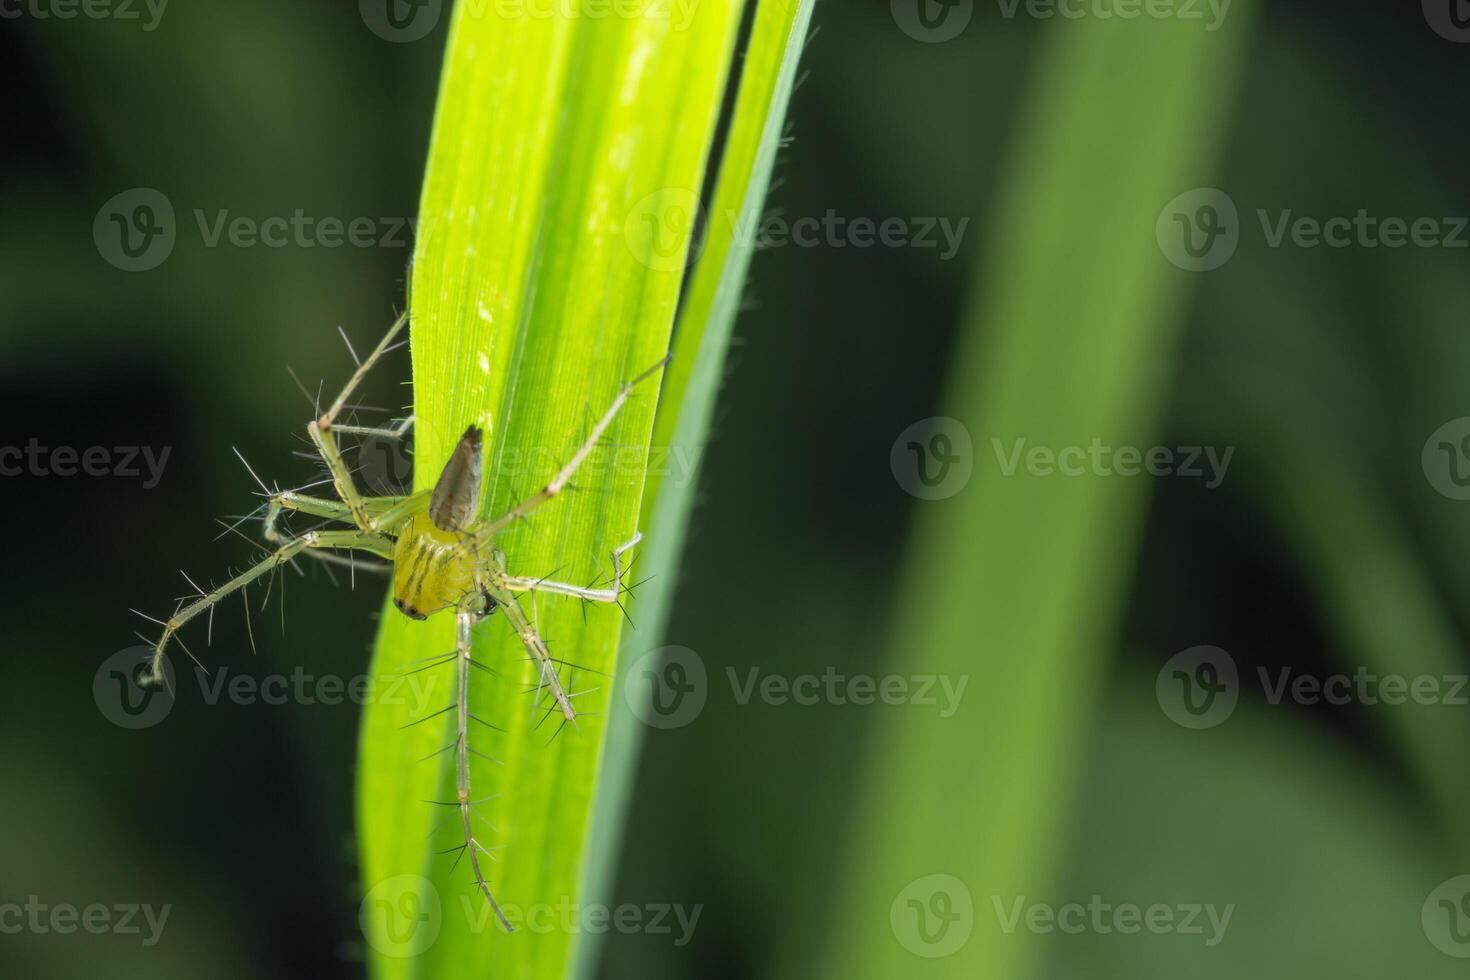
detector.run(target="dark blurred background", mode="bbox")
[5,2,1470,977]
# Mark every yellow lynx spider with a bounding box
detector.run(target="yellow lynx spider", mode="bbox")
[136,311,664,930]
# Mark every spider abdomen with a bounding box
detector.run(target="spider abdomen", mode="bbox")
[391,512,477,620]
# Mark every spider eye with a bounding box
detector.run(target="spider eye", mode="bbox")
[392,596,427,621]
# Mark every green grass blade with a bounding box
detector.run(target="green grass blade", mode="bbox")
[355,4,745,978]
[575,1,817,973]
[811,12,1257,980]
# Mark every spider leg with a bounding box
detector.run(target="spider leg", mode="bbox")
[498,532,641,603]
[477,358,668,538]
[306,311,409,532]
[452,603,513,932]
[262,490,422,542]
[262,492,414,582]
[145,530,394,686]
[264,492,363,542]
[328,415,415,440]
[482,584,577,721]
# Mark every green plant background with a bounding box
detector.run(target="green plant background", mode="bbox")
[4,3,1470,979]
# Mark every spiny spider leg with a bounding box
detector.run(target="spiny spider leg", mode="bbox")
[262,492,411,583]
[453,603,513,932]
[330,415,415,439]
[262,491,414,544]
[480,581,577,722]
[306,310,409,532]
[476,357,668,539]
[145,530,394,686]
[497,532,641,603]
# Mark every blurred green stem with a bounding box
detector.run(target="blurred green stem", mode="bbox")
[812,11,1258,979]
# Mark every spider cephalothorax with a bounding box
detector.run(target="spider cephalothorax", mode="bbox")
[390,425,485,620]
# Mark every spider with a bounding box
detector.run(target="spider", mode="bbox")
[136,311,665,931]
